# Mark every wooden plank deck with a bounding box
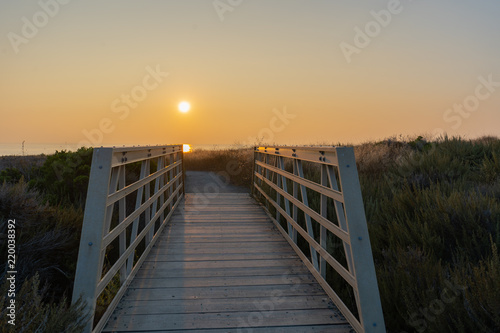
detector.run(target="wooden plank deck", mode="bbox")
[103,193,352,333]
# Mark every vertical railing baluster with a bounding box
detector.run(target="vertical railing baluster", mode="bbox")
[159,156,165,224]
[325,163,359,315]
[118,165,127,283]
[172,152,177,201]
[291,157,298,244]
[127,160,147,275]
[181,149,185,196]
[144,159,152,245]
[295,159,319,271]
[98,165,120,286]
[264,154,269,181]
[149,157,163,240]
[279,156,293,239]
[257,152,263,189]
[251,149,256,196]
[169,154,174,211]
[276,155,282,222]
[319,164,327,278]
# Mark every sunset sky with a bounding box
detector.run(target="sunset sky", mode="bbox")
[1,0,499,148]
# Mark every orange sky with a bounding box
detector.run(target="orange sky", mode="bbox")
[1,1,499,147]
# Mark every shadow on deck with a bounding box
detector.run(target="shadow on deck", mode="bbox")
[103,192,353,332]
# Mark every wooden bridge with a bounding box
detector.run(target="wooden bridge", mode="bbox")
[72,145,385,333]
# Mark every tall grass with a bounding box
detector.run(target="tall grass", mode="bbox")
[360,136,500,332]
[184,147,254,187]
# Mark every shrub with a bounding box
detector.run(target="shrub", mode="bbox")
[0,273,88,333]
[28,148,93,207]
[0,168,23,184]
[0,180,84,313]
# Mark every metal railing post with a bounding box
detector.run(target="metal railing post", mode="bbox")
[251,148,256,196]
[336,147,386,332]
[72,147,114,333]
[181,149,185,195]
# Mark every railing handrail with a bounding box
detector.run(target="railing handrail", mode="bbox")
[252,145,386,333]
[72,144,184,333]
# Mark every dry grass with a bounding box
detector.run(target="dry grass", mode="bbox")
[184,147,254,187]
[0,155,46,182]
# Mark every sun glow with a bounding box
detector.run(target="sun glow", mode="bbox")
[183,144,192,153]
[178,101,190,113]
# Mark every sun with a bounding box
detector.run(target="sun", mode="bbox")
[178,101,190,113]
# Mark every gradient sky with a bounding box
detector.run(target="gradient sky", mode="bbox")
[1,0,499,147]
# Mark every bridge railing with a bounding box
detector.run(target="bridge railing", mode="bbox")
[72,145,184,333]
[252,146,385,333]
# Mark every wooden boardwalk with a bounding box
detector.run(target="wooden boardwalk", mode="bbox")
[103,193,352,332]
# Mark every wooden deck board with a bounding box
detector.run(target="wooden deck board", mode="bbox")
[145,253,299,262]
[135,266,311,279]
[151,244,295,254]
[104,309,347,331]
[103,193,352,332]
[112,295,337,316]
[129,274,317,289]
[116,326,353,333]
